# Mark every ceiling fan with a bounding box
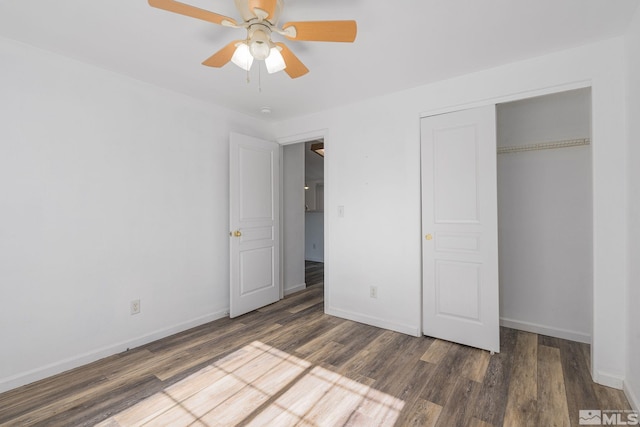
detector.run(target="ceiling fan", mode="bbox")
[148,0,357,79]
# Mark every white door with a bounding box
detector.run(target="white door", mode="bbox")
[229,132,280,317]
[421,105,500,353]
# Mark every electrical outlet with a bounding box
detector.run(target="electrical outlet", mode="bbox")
[131,299,141,315]
[370,286,378,299]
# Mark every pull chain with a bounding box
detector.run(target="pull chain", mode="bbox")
[245,35,251,84]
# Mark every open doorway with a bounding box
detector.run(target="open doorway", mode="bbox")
[304,140,324,263]
[282,139,324,296]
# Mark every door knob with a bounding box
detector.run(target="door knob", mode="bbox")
[233,230,242,237]
[425,234,433,241]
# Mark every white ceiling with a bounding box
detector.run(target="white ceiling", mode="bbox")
[0,0,638,121]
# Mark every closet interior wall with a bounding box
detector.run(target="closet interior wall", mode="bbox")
[497,88,593,343]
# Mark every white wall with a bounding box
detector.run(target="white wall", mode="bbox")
[282,144,306,295]
[275,38,628,388]
[0,37,271,393]
[625,5,640,412]
[497,90,592,343]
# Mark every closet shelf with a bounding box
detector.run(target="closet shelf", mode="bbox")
[497,138,590,154]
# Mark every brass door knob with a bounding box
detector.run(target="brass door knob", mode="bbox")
[425,234,433,241]
[233,230,242,237]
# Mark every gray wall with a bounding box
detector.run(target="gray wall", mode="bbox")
[305,211,324,262]
[282,144,306,295]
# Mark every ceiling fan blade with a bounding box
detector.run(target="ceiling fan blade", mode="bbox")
[282,20,357,42]
[275,43,309,79]
[248,0,277,21]
[148,0,237,26]
[202,40,242,68]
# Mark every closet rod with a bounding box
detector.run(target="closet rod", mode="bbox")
[497,138,590,155]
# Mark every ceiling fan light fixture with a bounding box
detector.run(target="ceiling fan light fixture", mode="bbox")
[311,142,324,157]
[231,43,253,71]
[249,29,271,60]
[265,47,286,73]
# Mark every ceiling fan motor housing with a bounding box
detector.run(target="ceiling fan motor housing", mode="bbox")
[235,0,284,25]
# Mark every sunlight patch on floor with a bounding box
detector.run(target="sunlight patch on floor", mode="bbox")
[96,341,404,426]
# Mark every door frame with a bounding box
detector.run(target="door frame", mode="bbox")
[278,129,329,304]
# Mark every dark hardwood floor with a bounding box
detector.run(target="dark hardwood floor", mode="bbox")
[0,261,631,426]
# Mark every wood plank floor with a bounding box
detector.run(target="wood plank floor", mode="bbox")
[0,261,631,426]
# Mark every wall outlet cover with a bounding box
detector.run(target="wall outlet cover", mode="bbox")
[131,299,141,315]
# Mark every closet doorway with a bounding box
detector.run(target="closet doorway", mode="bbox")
[497,88,593,345]
[420,88,593,352]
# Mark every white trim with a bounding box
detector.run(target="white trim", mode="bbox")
[284,282,307,296]
[277,129,328,146]
[278,143,285,300]
[419,80,592,119]
[0,309,228,394]
[326,306,421,337]
[624,381,640,412]
[500,317,591,344]
[305,256,324,263]
[594,370,625,390]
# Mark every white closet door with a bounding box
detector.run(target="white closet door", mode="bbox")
[421,105,500,353]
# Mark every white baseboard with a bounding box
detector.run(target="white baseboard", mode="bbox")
[624,381,640,412]
[0,309,229,394]
[284,282,306,296]
[594,370,625,390]
[305,257,324,263]
[500,317,591,344]
[326,306,420,337]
